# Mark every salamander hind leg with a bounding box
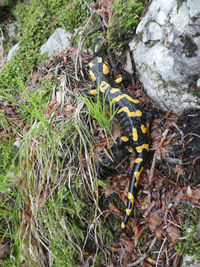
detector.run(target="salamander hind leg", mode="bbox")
[118,135,129,146]
[115,74,132,86]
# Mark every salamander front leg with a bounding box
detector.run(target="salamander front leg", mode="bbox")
[118,135,130,147]
[88,83,97,96]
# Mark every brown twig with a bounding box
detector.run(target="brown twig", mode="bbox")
[156,237,167,267]
[127,236,157,267]
[149,128,169,185]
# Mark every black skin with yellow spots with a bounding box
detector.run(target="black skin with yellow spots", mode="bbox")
[88,56,150,234]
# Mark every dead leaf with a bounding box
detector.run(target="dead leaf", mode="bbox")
[148,213,162,232]
[166,225,180,244]
[146,257,157,265]
[110,246,121,253]
[121,238,134,253]
[109,203,123,216]
[155,229,163,243]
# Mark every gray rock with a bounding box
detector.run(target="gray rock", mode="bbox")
[7,42,20,61]
[182,255,200,267]
[187,0,200,18]
[129,0,200,114]
[40,28,72,57]
[5,22,19,38]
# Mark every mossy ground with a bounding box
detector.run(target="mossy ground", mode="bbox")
[107,0,145,54]
[0,0,89,91]
[0,1,91,265]
[0,47,119,265]
[175,207,200,260]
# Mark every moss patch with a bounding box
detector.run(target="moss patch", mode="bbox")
[175,207,200,260]
[0,139,15,174]
[107,0,145,54]
[0,0,88,91]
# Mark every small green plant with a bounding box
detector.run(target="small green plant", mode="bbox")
[176,222,200,260]
[0,139,15,174]
[82,86,118,133]
[175,208,200,260]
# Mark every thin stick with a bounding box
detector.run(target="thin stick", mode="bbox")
[127,237,157,267]
[156,237,167,267]
[149,128,169,185]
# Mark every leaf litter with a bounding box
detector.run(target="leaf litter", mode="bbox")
[1,5,200,267]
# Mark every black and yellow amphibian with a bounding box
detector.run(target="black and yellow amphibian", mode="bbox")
[88,56,150,234]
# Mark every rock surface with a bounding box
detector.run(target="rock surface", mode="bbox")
[182,255,200,267]
[129,0,200,114]
[7,42,20,61]
[40,28,72,57]
[5,22,19,38]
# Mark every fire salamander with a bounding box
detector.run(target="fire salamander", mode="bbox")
[88,56,150,234]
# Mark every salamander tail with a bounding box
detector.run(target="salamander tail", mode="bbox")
[120,152,146,234]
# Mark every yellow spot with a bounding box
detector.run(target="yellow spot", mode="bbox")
[115,76,123,84]
[90,89,97,95]
[136,144,149,153]
[121,136,129,142]
[134,167,144,188]
[89,70,96,82]
[121,222,126,229]
[132,128,138,141]
[89,61,94,68]
[110,88,121,94]
[135,158,143,163]
[117,107,142,117]
[98,57,103,63]
[100,81,110,93]
[126,208,132,216]
[141,124,147,134]
[128,192,134,205]
[103,63,110,75]
[111,94,139,105]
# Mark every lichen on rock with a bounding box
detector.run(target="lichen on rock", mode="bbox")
[130,0,200,114]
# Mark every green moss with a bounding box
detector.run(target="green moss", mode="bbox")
[175,208,200,260]
[1,0,22,7]
[48,0,88,31]
[107,0,145,54]
[0,0,88,91]
[0,139,15,174]
[39,183,86,266]
[82,19,105,53]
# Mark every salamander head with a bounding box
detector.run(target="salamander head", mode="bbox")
[88,56,110,82]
